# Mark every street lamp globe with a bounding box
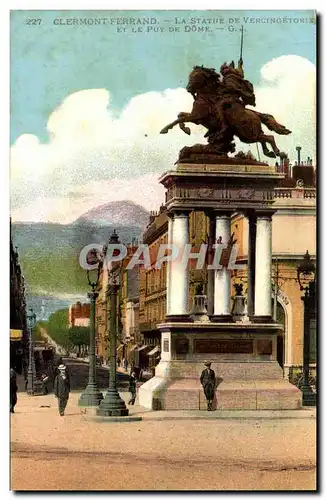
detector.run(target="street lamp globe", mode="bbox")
[297,250,316,290]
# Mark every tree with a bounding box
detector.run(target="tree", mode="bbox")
[46,309,72,352]
[68,326,90,347]
[33,322,46,341]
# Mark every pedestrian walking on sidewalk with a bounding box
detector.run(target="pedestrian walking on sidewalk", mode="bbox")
[128,372,137,405]
[54,362,70,416]
[200,362,216,411]
[41,373,50,395]
[10,368,18,413]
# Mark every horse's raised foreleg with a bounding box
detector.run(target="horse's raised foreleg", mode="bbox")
[262,134,288,160]
[160,112,193,135]
[260,139,276,158]
[160,119,181,134]
[179,123,191,135]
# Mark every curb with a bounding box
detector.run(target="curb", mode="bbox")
[83,415,143,423]
[139,409,316,421]
[140,415,316,421]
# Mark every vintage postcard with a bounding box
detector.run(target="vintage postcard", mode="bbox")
[10,9,316,491]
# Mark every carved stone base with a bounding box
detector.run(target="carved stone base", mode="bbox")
[209,314,233,323]
[165,314,192,323]
[138,362,302,411]
[251,315,275,324]
[178,145,268,166]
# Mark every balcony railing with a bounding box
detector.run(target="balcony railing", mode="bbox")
[304,189,316,199]
[274,189,292,198]
[274,187,316,200]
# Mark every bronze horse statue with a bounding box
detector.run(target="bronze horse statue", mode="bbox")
[160,64,291,160]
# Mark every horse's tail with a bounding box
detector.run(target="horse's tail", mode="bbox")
[254,111,292,135]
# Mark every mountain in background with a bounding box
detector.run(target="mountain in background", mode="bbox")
[75,200,150,228]
[11,200,150,296]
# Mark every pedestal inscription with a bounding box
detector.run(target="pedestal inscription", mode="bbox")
[163,339,170,352]
[256,339,273,355]
[175,337,190,354]
[194,339,253,354]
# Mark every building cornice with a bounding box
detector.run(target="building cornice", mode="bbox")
[236,253,316,263]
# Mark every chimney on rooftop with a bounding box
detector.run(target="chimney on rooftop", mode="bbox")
[296,146,302,166]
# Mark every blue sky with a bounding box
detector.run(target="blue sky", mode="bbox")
[10,9,316,222]
[10,9,316,144]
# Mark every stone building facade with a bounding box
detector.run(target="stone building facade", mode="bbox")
[10,221,28,374]
[68,302,90,328]
[95,243,140,365]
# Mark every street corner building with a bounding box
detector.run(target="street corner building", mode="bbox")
[10,219,28,375]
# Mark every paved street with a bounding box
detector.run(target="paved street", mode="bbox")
[16,357,130,393]
[11,389,316,491]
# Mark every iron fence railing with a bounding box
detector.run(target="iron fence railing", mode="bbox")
[288,365,317,393]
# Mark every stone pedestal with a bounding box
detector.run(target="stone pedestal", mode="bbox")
[138,161,301,411]
[138,321,301,410]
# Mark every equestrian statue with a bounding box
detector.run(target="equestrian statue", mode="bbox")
[160,59,291,162]
[160,29,291,163]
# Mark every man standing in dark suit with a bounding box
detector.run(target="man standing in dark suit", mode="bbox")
[54,362,70,416]
[10,368,18,413]
[200,362,216,411]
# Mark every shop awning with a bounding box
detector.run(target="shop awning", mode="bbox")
[148,346,160,356]
[129,345,138,352]
[137,345,151,352]
[10,329,22,341]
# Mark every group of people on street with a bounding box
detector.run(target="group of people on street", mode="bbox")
[10,357,217,415]
[117,358,129,371]
[10,357,71,417]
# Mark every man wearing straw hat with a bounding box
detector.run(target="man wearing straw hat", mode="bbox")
[54,360,71,416]
[200,362,216,411]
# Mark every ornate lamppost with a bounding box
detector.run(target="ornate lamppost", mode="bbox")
[78,250,104,407]
[98,230,129,417]
[297,250,316,406]
[26,309,43,395]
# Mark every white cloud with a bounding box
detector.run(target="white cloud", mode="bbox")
[10,55,316,223]
[252,55,316,161]
[13,174,166,223]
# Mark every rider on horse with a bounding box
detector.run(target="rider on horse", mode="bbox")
[160,60,291,160]
[215,59,256,136]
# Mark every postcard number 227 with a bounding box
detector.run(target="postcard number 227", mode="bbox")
[26,19,42,25]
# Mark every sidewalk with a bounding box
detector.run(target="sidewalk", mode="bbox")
[14,391,316,421]
[11,391,316,491]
